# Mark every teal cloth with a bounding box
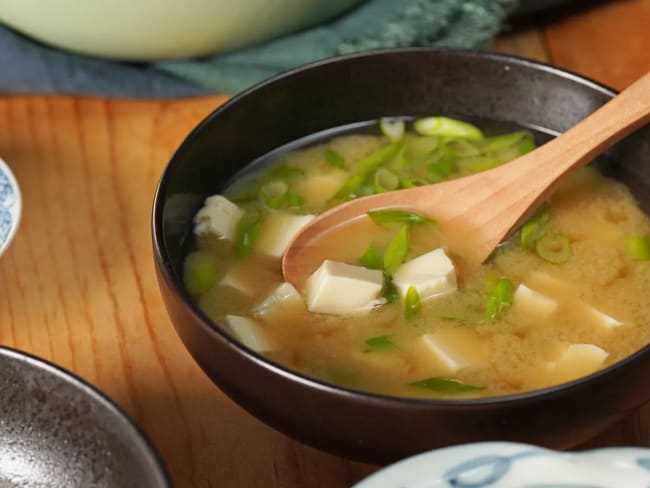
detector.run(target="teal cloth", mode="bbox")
[0,0,517,98]
[156,0,518,94]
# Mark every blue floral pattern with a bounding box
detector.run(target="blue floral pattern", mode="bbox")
[0,159,20,254]
[352,442,650,488]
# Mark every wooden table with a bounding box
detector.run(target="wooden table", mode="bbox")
[1,1,650,486]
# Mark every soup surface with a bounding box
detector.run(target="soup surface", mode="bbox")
[184,117,650,399]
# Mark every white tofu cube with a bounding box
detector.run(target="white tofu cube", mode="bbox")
[292,171,347,209]
[193,195,244,240]
[256,212,315,258]
[513,284,558,318]
[582,305,624,329]
[224,315,276,352]
[392,248,457,301]
[252,282,305,322]
[220,262,258,296]
[416,328,486,374]
[546,343,608,383]
[305,260,384,315]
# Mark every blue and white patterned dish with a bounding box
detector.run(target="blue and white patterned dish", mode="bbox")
[0,156,21,257]
[353,442,650,488]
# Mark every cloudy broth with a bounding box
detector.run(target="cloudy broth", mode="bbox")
[185,118,650,399]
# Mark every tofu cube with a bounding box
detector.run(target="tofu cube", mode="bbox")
[292,171,347,209]
[305,260,384,315]
[252,282,305,322]
[219,262,258,296]
[392,248,457,301]
[224,315,276,352]
[256,212,315,258]
[193,195,244,240]
[513,284,558,318]
[415,328,486,374]
[546,343,608,383]
[582,305,624,329]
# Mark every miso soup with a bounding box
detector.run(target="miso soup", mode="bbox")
[184,117,650,399]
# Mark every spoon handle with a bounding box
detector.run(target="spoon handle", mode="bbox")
[465,71,650,249]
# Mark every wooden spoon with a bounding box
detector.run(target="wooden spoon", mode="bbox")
[282,71,650,287]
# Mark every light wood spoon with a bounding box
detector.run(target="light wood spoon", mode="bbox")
[282,71,650,287]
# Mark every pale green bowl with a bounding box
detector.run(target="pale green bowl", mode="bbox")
[0,0,364,61]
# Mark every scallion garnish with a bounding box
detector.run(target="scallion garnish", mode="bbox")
[373,168,399,193]
[625,235,650,261]
[258,180,288,208]
[235,208,262,259]
[535,233,571,264]
[426,158,454,183]
[324,148,346,168]
[381,275,400,303]
[481,131,531,152]
[519,205,551,250]
[367,209,433,227]
[446,139,482,157]
[270,164,304,179]
[414,116,484,141]
[328,142,401,206]
[379,118,406,142]
[409,376,485,393]
[183,251,218,295]
[459,156,502,174]
[364,334,398,352]
[360,243,383,270]
[383,226,409,275]
[486,277,513,320]
[404,285,421,320]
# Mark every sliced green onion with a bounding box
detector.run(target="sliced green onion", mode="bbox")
[235,208,262,259]
[258,180,303,211]
[625,235,650,261]
[324,148,346,168]
[258,179,288,208]
[486,277,513,320]
[403,135,440,160]
[409,376,485,393]
[426,158,454,183]
[519,205,551,250]
[379,117,405,142]
[360,242,383,269]
[516,136,536,155]
[285,190,304,211]
[364,334,398,352]
[481,131,530,152]
[270,164,304,179]
[446,139,482,157]
[373,168,399,193]
[384,226,409,275]
[328,143,401,206]
[535,233,571,264]
[404,285,421,320]
[368,209,433,227]
[414,116,484,141]
[381,275,400,303]
[183,251,218,295]
[458,156,501,174]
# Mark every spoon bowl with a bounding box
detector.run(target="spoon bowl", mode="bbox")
[282,71,650,286]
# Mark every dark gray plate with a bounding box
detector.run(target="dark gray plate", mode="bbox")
[0,346,169,488]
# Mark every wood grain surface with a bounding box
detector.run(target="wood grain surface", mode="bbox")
[1,1,649,486]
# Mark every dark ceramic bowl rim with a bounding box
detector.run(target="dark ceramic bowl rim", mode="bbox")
[0,345,171,487]
[153,46,650,409]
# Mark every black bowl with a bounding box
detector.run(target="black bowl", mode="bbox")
[152,48,650,464]
[0,346,170,487]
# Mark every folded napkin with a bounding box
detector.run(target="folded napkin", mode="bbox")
[0,0,517,99]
